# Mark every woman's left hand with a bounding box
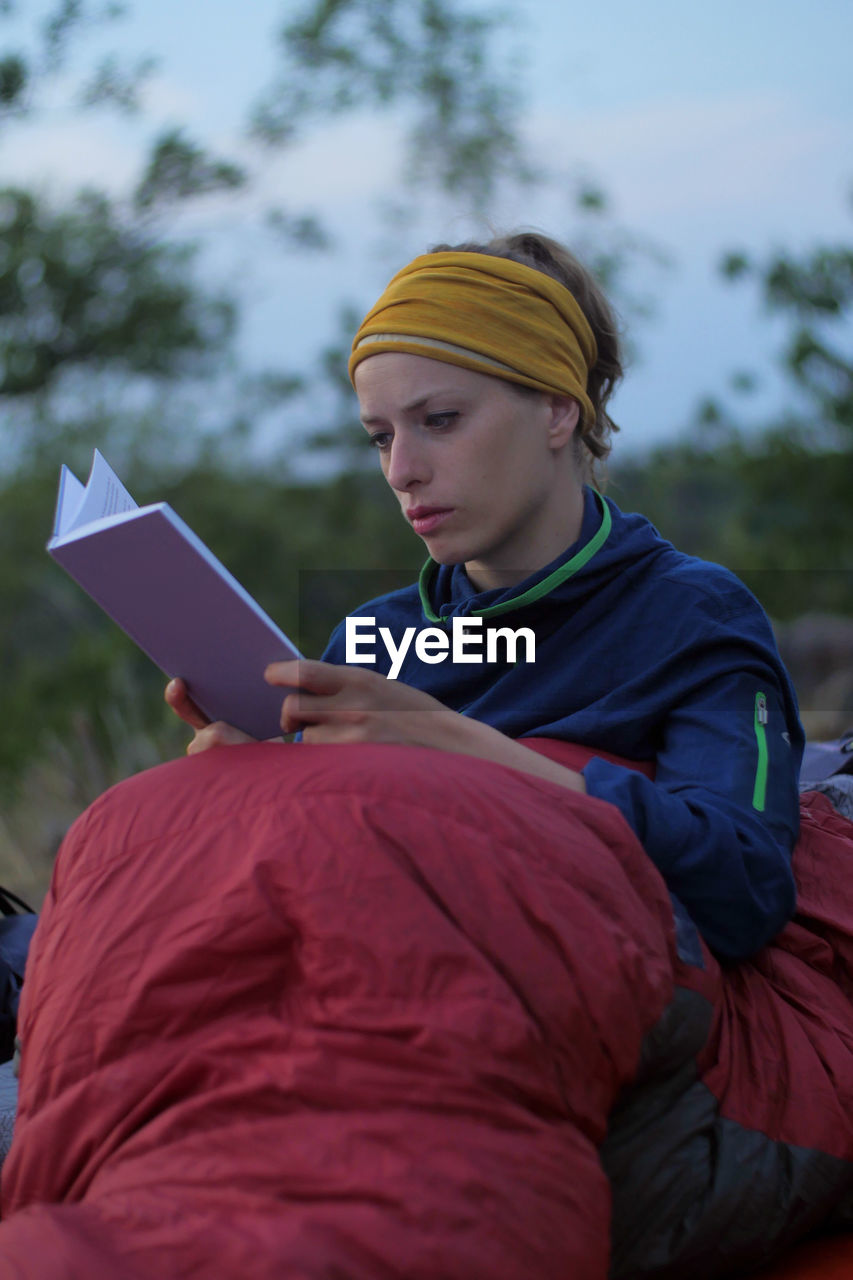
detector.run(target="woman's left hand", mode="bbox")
[265,660,586,793]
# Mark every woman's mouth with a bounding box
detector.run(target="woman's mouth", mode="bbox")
[406,506,454,536]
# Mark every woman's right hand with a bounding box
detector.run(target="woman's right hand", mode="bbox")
[164,678,257,755]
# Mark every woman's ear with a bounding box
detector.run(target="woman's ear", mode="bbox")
[546,396,581,448]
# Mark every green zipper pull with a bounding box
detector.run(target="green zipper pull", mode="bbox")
[752,691,769,812]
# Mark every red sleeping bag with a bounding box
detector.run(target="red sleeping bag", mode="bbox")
[0,740,852,1278]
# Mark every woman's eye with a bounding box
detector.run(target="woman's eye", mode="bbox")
[368,432,392,450]
[425,411,458,429]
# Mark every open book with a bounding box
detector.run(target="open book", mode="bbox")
[48,450,301,741]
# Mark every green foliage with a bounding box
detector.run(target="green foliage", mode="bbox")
[576,184,608,214]
[718,235,853,435]
[42,0,87,67]
[1,0,136,119]
[612,430,853,623]
[615,210,853,625]
[763,247,853,316]
[134,130,247,212]
[264,209,331,251]
[0,51,26,105]
[0,186,236,400]
[78,52,156,113]
[250,0,528,206]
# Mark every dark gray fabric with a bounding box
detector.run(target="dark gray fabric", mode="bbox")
[630,983,713,1088]
[603,981,853,1279]
[605,1071,853,1279]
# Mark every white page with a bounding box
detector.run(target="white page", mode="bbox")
[52,465,86,539]
[65,449,138,535]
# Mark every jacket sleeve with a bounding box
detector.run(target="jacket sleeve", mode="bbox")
[582,629,803,962]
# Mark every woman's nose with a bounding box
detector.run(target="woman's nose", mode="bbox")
[385,434,430,490]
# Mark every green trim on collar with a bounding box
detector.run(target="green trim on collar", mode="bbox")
[418,557,443,623]
[418,491,612,623]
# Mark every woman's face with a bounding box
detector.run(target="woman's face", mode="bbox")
[354,351,584,590]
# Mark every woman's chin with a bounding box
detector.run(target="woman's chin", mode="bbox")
[419,533,472,566]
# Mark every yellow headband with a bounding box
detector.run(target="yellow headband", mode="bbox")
[349,251,597,427]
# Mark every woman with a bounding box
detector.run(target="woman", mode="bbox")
[5,235,853,1280]
[170,232,804,963]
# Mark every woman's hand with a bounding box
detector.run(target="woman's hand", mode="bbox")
[164,661,586,794]
[164,678,257,755]
[269,658,457,747]
[266,660,586,793]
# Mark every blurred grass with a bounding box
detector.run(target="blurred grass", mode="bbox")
[0,688,187,906]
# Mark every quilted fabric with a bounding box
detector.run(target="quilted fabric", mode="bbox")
[0,741,851,1278]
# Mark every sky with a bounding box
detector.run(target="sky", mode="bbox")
[2,0,851,457]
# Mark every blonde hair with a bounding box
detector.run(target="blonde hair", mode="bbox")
[430,232,623,481]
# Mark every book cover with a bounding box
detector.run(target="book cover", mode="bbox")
[48,452,301,741]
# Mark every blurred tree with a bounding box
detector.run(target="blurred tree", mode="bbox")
[251,0,530,210]
[0,1,846,898]
[0,2,255,806]
[0,0,564,813]
[719,237,853,438]
[0,186,235,402]
[613,206,853,622]
[0,0,670,913]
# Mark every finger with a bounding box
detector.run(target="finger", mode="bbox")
[165,678,211,731]
[279,686,364,735]
[280,689,325,736]
[265,659,360,696]
[300,720,364,746]
[186,721,255,755]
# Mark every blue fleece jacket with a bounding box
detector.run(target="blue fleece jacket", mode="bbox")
[321,487,804,961]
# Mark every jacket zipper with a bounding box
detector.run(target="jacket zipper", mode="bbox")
[753,691,769,812]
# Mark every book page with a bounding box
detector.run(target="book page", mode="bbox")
[65,450,138,535]
[52,465,86,539]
